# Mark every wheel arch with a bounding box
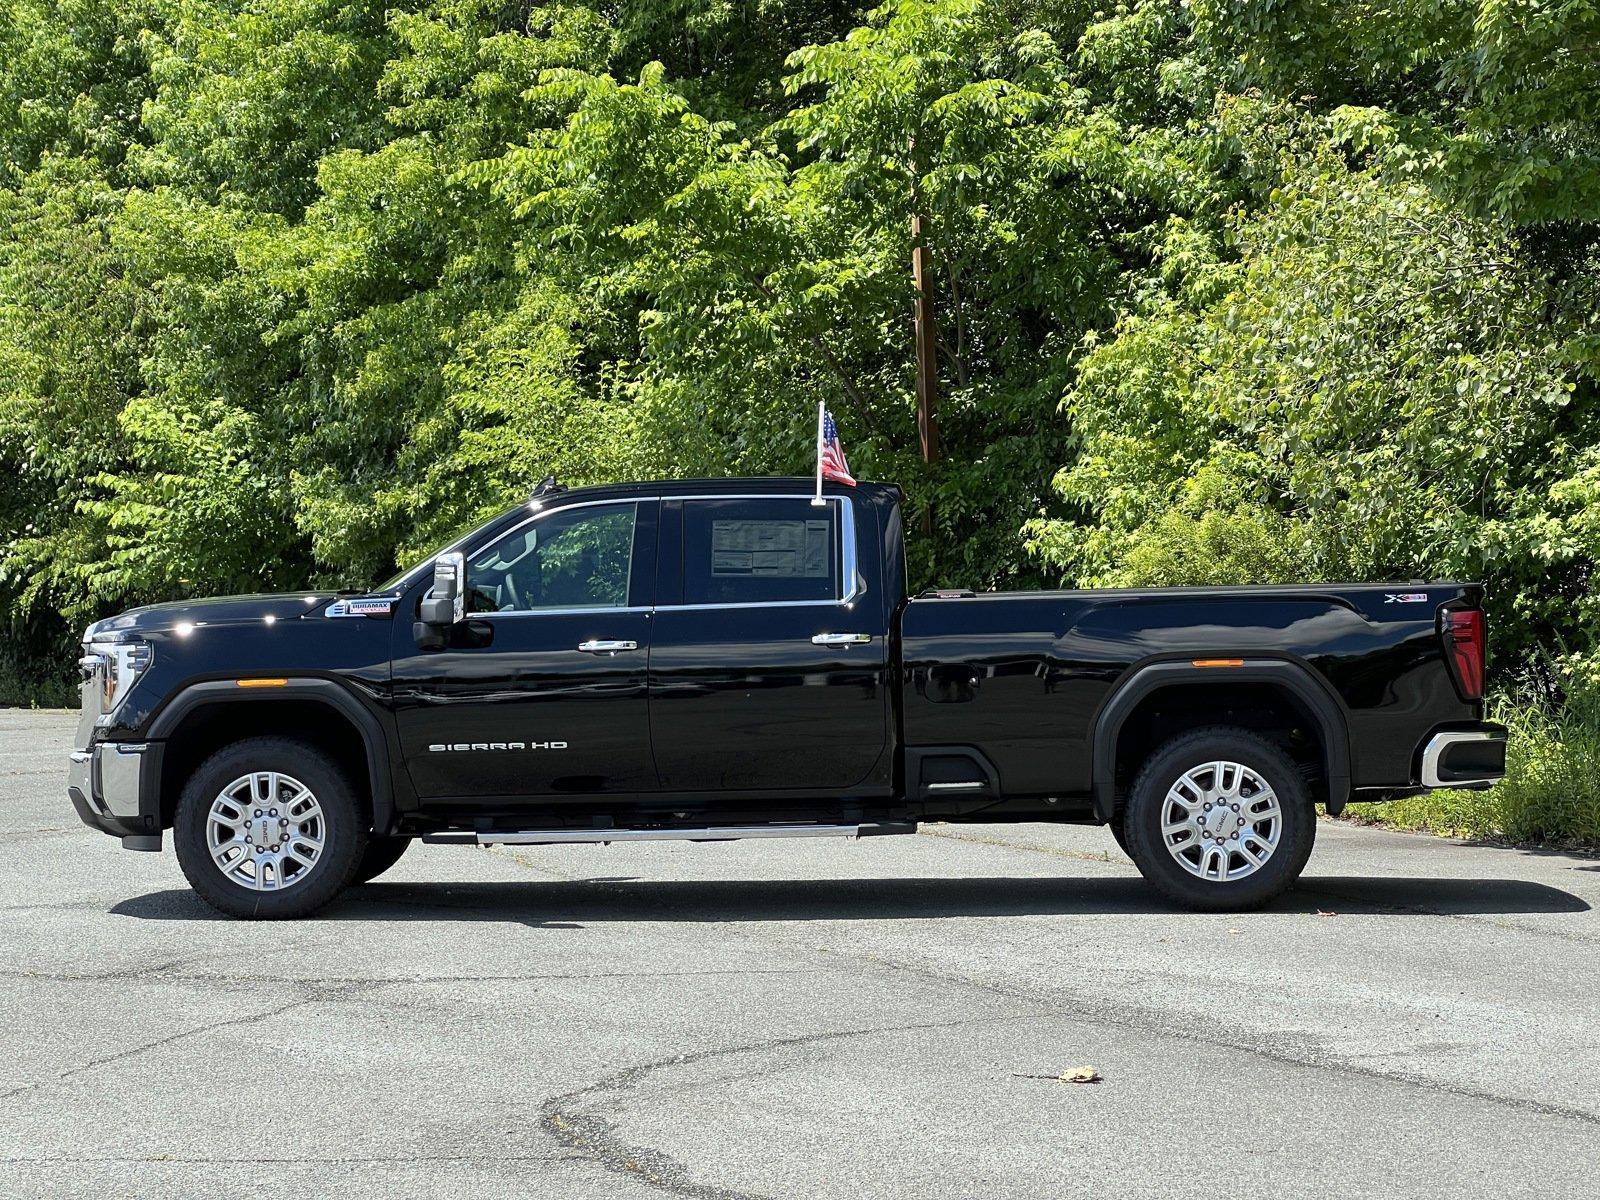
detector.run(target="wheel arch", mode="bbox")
[148,679,395,834]
[1089,657,1351,823]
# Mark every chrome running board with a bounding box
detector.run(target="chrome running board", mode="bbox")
[422,822,916,847]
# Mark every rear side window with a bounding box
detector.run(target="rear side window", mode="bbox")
[682,498,839,605]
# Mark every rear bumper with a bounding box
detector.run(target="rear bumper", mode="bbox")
[1418,725,1507,790]
[67,742,163,850]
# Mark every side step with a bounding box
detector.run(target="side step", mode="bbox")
[422,822,917,847]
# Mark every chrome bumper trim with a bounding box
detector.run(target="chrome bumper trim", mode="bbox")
[1420,731,1504,789]
[99,743,149,818]
[68,750,92,803]
[68,742,150,819]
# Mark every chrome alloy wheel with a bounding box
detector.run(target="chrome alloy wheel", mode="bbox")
[1160,760,1282,883]
[206,772,326,892]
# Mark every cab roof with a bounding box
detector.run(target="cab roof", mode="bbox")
[530,477,900,504]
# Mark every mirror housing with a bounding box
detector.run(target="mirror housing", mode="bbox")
[414,551,465,649]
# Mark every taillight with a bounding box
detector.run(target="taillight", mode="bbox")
[1443,608,1485,701]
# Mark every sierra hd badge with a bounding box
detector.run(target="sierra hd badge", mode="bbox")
[427,741,568,752]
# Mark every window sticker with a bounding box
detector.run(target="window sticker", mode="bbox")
[710,520,831,579]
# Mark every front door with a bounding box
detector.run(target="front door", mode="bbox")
[648,494,891,794]
[392,499,657,802]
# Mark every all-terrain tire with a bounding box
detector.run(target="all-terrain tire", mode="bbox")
[1122,726,1317,911]
[1109,815,1132,858]
[173,737,367,920]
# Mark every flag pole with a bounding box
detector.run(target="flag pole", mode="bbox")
[811,399,826,506]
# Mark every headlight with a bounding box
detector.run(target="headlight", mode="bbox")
[81,635,154,722]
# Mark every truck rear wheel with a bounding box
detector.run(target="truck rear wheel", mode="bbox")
[173,737,366,920]
[1122,727,1316,911]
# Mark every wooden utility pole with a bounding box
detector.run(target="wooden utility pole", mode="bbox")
[910,210,939,467]
[909,143,939,536]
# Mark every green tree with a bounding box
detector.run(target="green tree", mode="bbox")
[4,0,1600,729]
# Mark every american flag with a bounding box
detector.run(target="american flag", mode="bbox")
[820,408,856,486]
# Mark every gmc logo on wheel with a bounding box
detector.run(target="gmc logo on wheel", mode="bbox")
[427,741,568,752]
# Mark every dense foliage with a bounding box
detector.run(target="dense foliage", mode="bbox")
[2,2,1598,841]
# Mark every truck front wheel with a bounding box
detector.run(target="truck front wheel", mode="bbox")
[173,737,367,920]
[1122,727,1316,911]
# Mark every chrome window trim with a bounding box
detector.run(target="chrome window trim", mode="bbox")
[669,598,860,612]
[386,496,655,593]
[452,490,861,616]
[469,606,653,620]
[468,497,658,557]
[674,493,858,610]
[463,498,644,616]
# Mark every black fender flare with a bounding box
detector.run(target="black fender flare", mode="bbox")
[1089,657,1351,823]
[147,678,396,834]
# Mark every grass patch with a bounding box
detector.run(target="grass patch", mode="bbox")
[1347,685,1600,847]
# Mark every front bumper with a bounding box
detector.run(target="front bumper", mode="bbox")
[1418,725,1507,790]
[67,741,163,850]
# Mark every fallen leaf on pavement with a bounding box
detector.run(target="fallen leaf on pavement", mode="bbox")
[1058,1066,1102,1084]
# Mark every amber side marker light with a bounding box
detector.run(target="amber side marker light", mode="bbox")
[235,678,289,688]
[1191,658,1245,668]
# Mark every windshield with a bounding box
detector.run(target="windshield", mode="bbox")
[373,513,509,593]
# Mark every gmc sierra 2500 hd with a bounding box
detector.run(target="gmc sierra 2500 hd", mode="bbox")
[68,477,1506,918]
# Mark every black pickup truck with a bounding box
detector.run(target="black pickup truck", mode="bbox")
[68,477,1506,918]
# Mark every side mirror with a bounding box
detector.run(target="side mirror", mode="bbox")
[413,551,465,649]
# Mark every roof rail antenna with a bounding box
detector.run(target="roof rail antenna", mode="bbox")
[530,475,565,500]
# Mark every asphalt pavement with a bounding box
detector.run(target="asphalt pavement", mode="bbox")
[2,707,1597,1199]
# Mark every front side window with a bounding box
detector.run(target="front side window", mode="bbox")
[466,503,636,613]
[682,498,839,605]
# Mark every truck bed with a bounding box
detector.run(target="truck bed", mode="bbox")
[899,582,1482,801]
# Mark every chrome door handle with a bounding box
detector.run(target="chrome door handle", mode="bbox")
[577,639,638,654]
[812,632,872,647]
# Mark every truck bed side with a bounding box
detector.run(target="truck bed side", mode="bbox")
[899,584,1484,807]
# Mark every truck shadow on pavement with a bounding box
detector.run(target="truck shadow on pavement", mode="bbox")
[110,874,1591,924]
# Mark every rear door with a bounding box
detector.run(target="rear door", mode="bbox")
[647,493,891,794]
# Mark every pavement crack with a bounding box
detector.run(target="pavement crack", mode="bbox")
[0,966,825,989]
[0,985,375,1103]
[0,901,101,915]
[540,1014,1022,1200]
[919,825,1116,865]
[491,838,1600,1129]
[0,1153,558,1166]
[818,940,1600,1130]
